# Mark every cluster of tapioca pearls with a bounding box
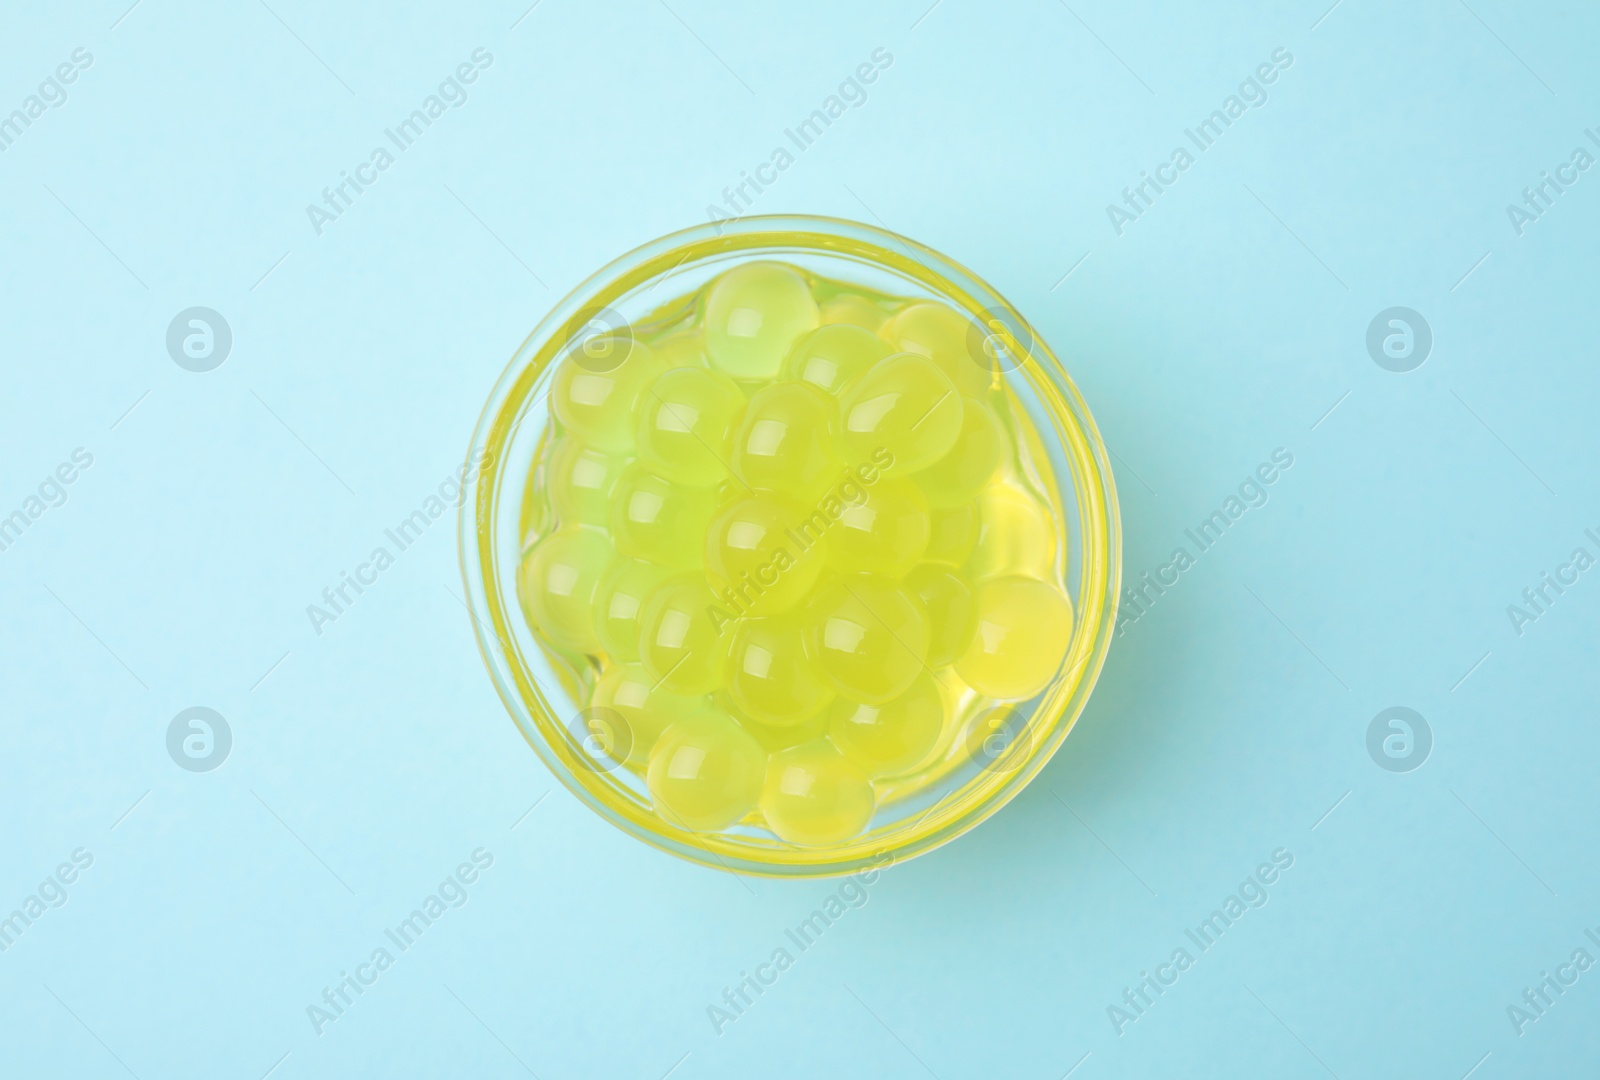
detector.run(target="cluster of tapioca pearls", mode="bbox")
[518,261,1073,846]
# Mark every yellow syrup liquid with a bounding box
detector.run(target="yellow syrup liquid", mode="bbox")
[518,260,1073,847]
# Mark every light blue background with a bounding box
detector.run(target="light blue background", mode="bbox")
[2,1,1596,1076]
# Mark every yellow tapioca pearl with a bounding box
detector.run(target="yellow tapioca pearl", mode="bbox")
[825,476,929,580]
[611,465,718,569]
[827,673,944,776]
[914,399,1000,509]
[805,574,929,703]
[590,662,702,766]
[905,564,976,667]
[637,575,730,694]
[818,293,889,332]
[705,494,826,616]
[956,576,1073,701]
[760,740,875,846]
[880,300,990,399]
[548,436,626,528]
[839,354,962,476]
[704,261,819,380]
[736,698,829,753]
[653,332,710,370]
[594,559,670,662]
[636,367,745,485]
[550,336,663,454]
[966,483,1057,580]
[516,526,613,655]
[923,501,979,567]
[781,324,889,397]
[726,615,835,727]
[647,709,767,831]
[731,381,843,502]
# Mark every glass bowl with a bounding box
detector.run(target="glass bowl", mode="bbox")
[459,214,1120,877]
